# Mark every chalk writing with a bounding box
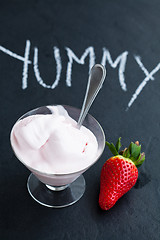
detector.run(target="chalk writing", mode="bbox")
[101,48,128,91]
[65,47,95,87]
[127,57,160,110]
[0,41,32,90]
[33,46,62,89]
[0,39,159,110]
[22,40,31,89]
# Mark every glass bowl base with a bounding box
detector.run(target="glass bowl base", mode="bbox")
[27,173,86,208]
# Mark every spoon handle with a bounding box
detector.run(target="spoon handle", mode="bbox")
[77,64,106,129]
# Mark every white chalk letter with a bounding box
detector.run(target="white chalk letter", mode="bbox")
[101,48,128,91]
[33,46,62,89]
[0,40,31,89]
[65,47,95,87]
[134,55,154,81]
[22,40,31,89]
[127,57,160,110]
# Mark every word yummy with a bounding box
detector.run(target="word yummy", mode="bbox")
[0,40,159,110]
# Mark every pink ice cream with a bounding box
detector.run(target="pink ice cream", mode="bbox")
[10,106,98,175]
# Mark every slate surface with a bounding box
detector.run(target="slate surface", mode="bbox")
[0,0,160,239]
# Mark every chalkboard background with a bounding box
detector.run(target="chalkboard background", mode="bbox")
[1,0,160,239]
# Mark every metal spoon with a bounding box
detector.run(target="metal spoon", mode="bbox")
[77,64,106,129]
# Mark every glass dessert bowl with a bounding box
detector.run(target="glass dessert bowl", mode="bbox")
[10,105,105,208]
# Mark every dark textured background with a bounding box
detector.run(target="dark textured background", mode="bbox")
[0,0,160,239]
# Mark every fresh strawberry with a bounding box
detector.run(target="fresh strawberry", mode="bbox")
[99,137,145,210]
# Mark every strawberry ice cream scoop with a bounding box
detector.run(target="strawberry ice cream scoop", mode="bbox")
[11,105,98,174]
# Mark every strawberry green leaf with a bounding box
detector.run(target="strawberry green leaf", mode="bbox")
[106,142,119,156]
[123,148,130,158]
[129,142,141,161]
[134,152,145,167]
[115,137,122,152]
